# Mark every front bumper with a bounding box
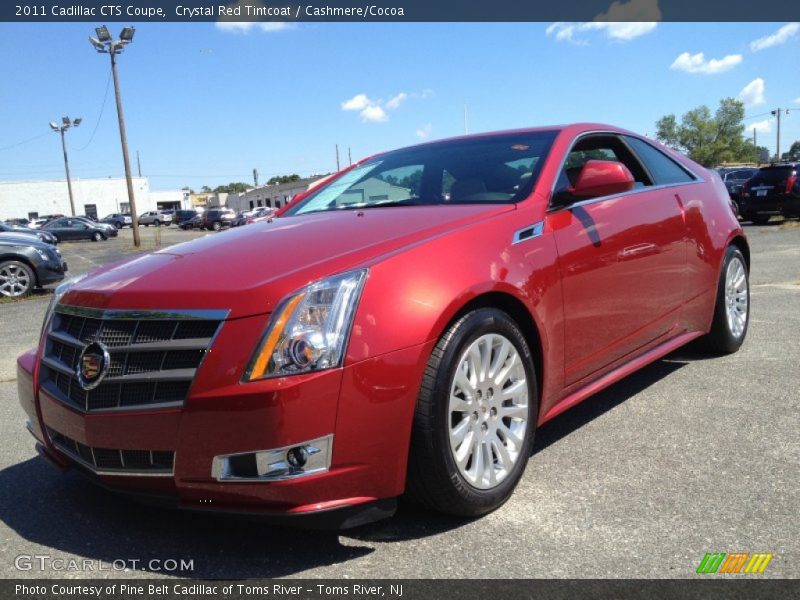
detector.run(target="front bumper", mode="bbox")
[18,319,434,526]
[34,260,67,286]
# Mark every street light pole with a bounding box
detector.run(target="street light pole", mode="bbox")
[50,117,81,216]
[90,26,141,247]
[109,48,140,247]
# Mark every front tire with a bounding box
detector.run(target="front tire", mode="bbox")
[406,308,537,517]
[700,245,749,355]
[91,231,104,242]
[211,221,222,231]
[0,260,35,298]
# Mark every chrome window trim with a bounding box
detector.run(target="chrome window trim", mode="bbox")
[546,130,705,213]
[54,305,230,321]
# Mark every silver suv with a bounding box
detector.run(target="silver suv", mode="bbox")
[137,210,174,227]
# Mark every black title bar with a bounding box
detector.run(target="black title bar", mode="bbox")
[3,0,800,22]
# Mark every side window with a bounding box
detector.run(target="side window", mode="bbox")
[625,137,695,185]
[553,134,651,204]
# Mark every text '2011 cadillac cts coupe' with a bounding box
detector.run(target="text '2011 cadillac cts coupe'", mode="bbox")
[18,124,749,527]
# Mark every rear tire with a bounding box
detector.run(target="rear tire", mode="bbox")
[406,308,537,517]
[699,246,749,355]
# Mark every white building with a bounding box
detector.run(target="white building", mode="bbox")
[227,175,330,213]
[0,177,187,221]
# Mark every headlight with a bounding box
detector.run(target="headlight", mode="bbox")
[35,248,49,261]
[244,269,367,380]
[40,273,88,337]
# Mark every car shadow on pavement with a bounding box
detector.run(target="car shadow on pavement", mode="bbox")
[0,458,374,578]
[0,355,692,576]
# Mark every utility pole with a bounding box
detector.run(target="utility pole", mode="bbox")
[771,108,782,160]
[136,150,142,177]
[753,128,757,148]
[90,26,141,247]
[253,168,259,187]
[335,144,340,171]
[50,117,81,216]
[348,147,352,166]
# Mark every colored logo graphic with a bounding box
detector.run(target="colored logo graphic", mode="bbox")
[696,552,774,574]
[76,341,110,390]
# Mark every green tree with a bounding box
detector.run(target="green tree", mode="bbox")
[200,185,212,193]
[267,174,301,185]
[655,98,758,167]
[213,182,251,194]
[782,141,800,161]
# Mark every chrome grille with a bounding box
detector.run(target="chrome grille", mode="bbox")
[48,428,174,475]
[40,307,224,412]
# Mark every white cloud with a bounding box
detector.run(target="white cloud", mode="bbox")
[341,93,371,111]
[749,22,799,52]
[738,78,766,107]
[359,105,388,123]
[546,21,657,44]
[215,21,294,33]
[341,89,431,124]
[751,119,772,134]
[795,97,800,104]
[669,52,742,74]
[386,93,408,110]
[416,124,432,139]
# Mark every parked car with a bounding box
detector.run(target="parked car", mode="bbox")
[101,213,133,229]
[18,124,749,526]
[178,214,205,230]
[137,210,173,227]
[716,167,758,211]
[0,233,66,297]
[41,217,111,242]
[0,222,58,245]
[28,218,49,229]
[172,210,198,226]
[4,218,31,228]
[203,207,236,231]
[231,210,254,227]
[73,216,117,238]
[251,206,277,223]
[739,162,800,224]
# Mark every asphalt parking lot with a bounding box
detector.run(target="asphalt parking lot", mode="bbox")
[0,223,797,579]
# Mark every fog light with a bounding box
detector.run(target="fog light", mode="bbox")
[211,435,332,481]
[286,446,309,468]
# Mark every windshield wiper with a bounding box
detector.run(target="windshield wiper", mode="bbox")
[360,199,425,209]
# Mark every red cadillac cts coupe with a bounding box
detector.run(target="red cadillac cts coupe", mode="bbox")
[18,124,750,527]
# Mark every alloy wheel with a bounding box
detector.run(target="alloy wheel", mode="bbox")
[725,256,748,338]
[0,263,32,297]
[448,333,529,490]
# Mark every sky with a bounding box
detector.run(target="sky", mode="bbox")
[0,21,798,191]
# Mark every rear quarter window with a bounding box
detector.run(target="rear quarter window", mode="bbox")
[625,137,695,185]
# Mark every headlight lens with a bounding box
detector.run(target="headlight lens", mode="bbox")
[40,273,88,336]
[35,248,50,261]
[244,269,367,380]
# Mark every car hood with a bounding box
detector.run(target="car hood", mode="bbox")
[63,204,513,318]
[0,233,53,250]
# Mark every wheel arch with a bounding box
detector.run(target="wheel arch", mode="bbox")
[434,290,544,406]
[728,234,750,270]
[0,254,39,287]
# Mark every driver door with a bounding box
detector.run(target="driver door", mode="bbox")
[548,133,687,386]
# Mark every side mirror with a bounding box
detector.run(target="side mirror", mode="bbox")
[569,160,635,199]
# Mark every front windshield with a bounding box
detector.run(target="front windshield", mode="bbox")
[287,130,558,216]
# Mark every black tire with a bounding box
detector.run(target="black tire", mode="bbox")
[699,245,749,355]
[211,221,222,231]
[154,220,160,227]
[91,231,104,242]
[115,222,123,229]
[751,215,770,225]
[406,308,537,517]
[51,235,60,244]
[0,260,35,298]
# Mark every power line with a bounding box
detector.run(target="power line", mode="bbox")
[75,70,112,152]
[0,131,49,152]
